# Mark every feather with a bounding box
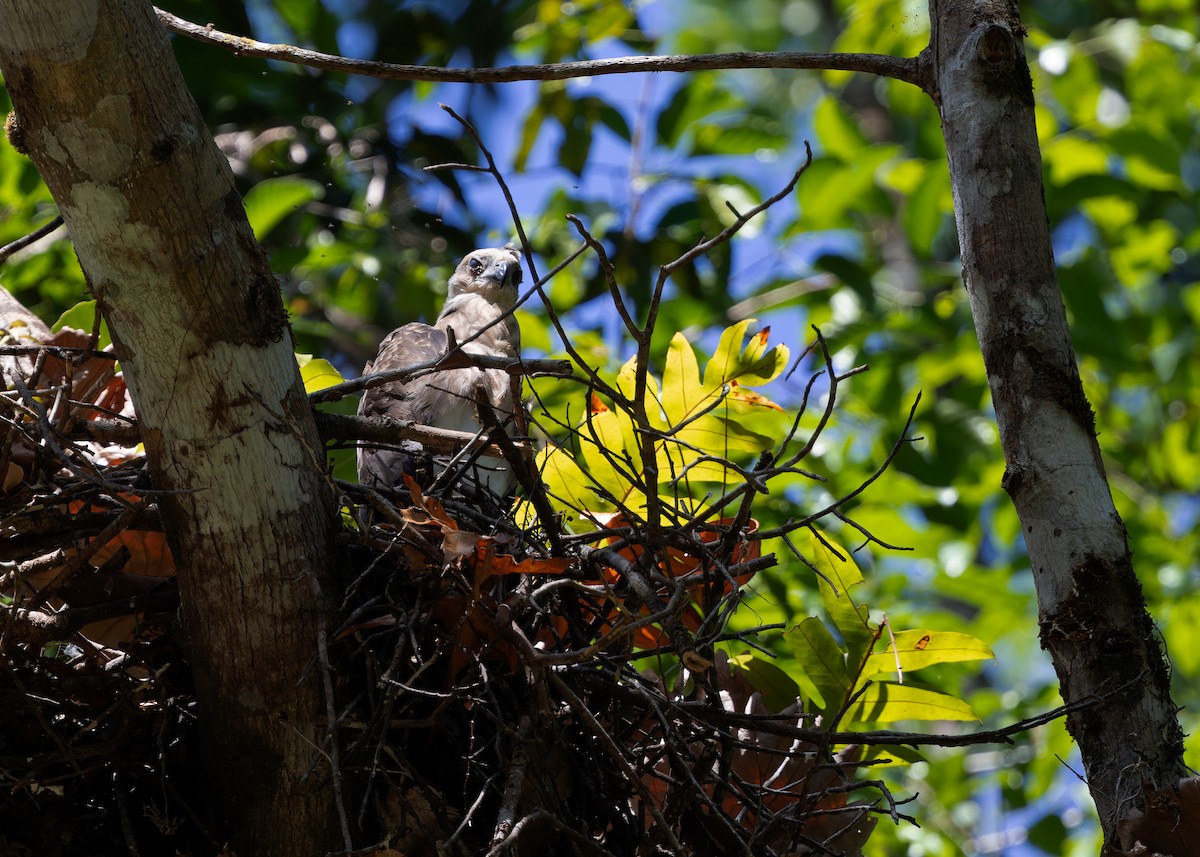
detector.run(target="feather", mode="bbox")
[357,247,523,498]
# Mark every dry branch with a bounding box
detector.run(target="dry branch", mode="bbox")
[155,8,922,86]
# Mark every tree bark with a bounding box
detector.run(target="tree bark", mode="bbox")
[928,0,1188,845]
[0,3,343,855]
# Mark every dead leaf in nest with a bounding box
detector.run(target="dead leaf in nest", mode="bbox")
[635,651,877,855]
[2,461,23,493]
[441,526,481,565]
[1114,777,1200,856]
[63,499,175,578]
[474,548,572,578]
[90,527,174,577]
[581,515,757,650]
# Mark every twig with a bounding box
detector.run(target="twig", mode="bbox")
[3,589,179,647]
[548,672,686,853]
[155,9,923,86]
[0,215,64,264]
[432,104,540,284]
[23,501,147,610]
[307,569,354,854]
[490,715,532,848]
[310,350,571,404]
[672,690,1106,748]
[756,392,923,541]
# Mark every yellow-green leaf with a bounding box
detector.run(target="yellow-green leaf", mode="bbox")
[578,401,640,504]
[617,354,665,428]
[784,616,851,712]
[296,354,344,394]
[702,319,789,389]
[675,413,773,455]
[809,530,874,662]
[52,300,112,349]
[244,177,323,240]
[662,332,705,425]
[845,682,979,725]
[863,630,995,680]
[539,445,603,525]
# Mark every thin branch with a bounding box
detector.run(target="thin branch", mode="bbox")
[155,9,923,87]
[307,568,354,854]
[565,215,640,340]
[4,589,179,647]
[310,350,571,405]
[674,685,1110,749]
[756,392,922,541]
[0,215,64,264]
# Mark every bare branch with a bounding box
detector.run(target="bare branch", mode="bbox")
[155,9,923,87]
[310,350,571,405]
[0,215,64,263]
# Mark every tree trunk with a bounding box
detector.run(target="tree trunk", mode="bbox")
[928,0,1188,845]
[0,3,343,854]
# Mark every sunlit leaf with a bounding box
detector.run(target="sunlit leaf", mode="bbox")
[845,682,979,725]
[814,95,868,158]
[538,444,610,530]
[662,332,704,425]
[296,353,344,394]
[579,402,640,502]
[52,300,111,349]
[703,320,789,389]
[863,630,995,680]
[243,177,323,240]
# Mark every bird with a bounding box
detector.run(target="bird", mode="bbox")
[357,246,523,500]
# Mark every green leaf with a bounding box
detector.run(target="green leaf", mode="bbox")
[702,319,789,389]
[813,96,868,159]
[863,630,995,680]
[662,332,705,425]
[845,682,979,725]
[578,400,643,505]
[514,97,548,172]
[536,444,618,530]
[784,617,851,712]
[674,414,773,455]
[589,97,632,141]
[656,77,742,148]
[243,177,323,240]
[726,652,801,713]
[809,530,875,663]
[52,300,111,349]
[903,165,950,255]
[296,354,344,394]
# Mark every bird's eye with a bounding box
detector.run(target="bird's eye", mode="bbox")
[511,265,523,286]
[468,257,483,273]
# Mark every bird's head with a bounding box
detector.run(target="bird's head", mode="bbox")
[446,246,523,306]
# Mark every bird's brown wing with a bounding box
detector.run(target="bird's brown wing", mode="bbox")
[356,322,449,491]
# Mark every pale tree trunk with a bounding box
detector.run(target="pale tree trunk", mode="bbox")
[0,2,343,855]
[927,0,1188,846]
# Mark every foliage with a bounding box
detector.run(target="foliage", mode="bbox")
[530,319,789,528]
[2,0,1197,854]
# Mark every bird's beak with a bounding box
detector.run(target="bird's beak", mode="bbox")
[483,258,518,288]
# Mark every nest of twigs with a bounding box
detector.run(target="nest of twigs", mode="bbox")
[333,476,881,857]
[2,284,900,856]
